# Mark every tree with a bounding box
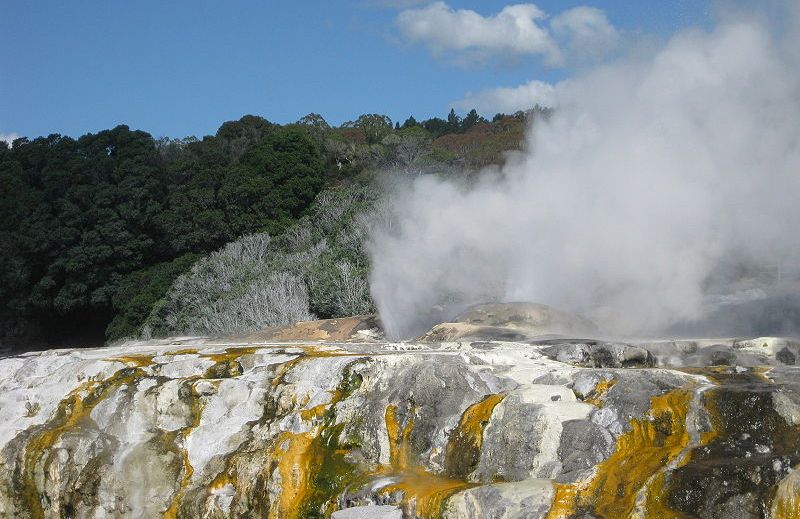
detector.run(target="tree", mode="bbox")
[342,114,393,145]
[0,126,174,347]
[0,115,328,349]
[105,254,199,340]
[296,113,331,131]
[402,116,419,129]
[432,111,528,168]
[219,126,326,236]
[296,113,332,141]
[447,108,461,133]
[0,104,533,350]
[395,127,432,173]
[461,109,486,132]
[422,117,449,138]
[215,115,275,161]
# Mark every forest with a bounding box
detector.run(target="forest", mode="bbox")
[0,108,550,351]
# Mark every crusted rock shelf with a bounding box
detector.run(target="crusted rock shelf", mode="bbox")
[0,331,798,518]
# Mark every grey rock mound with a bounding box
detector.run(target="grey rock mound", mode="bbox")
[418,302,599,342]
[540,341,655,368]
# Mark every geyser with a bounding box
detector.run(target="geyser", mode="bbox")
[369,5,800,340]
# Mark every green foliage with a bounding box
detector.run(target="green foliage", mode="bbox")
[296,113,331,132]
[401,116,419,129]
[221,126,325,235]
[342,114,393,145]
[1,105,543,349]
[462,109,487,132]
[431,112,530,168]
[447,108,461,133]
[106,254,199,341]
[0,116,327,348]
[422,117,450,138]
[144,186,379,337]
[1,126,167,321]
[427,146,459,165]
[159,118,324,253]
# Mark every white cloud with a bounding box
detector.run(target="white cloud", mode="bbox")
[452,79,557,114]
[395,2,619,67]
[551,6,620,61]
[0,132,19,147]
[396,2,562,65]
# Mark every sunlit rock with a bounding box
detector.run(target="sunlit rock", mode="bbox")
[417,302,599,342]
[0,316,798,518]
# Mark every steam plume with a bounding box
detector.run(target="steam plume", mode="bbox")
[369,6,800,340]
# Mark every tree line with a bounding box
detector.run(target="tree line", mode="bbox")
[0,108,547,351]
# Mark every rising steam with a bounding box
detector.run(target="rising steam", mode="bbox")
[369,5,800,340]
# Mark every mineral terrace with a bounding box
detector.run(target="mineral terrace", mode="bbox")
[1,304,798,518]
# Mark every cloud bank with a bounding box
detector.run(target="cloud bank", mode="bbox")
[550,6,620,62]
[452,79,557,115]
[370,7,800,339]
[395,2,618,66]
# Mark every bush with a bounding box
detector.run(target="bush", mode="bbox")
[142,186,380,337]
[105,254,200,341]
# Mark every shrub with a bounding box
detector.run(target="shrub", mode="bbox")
[142,186,380,337]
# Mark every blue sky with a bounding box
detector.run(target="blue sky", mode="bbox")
[0,1,710,140]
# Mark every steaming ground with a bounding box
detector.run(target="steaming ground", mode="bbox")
[369,5,800,340]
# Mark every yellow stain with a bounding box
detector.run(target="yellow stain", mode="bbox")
[202,346,260,364]
[382,468,474,519]
[169,348,199,356]
[444,393,504,477]
[267,360,363,518]
[111,354,156,367]
[300,387,344,422]
[208,440,242,493]
[546,389,697,519]
[642,471,689,519]
[385,404,415,470]
[680,365,773,385]
[22,367,146,519]
[547,483,583,519]
[270,345,364,388]
[381,403,475,518]
[299,403,329,422]
[209,469,236,492]
[271,432,318,519]
[201,347,264,379]
[772,467,800,519]
[205,444,247,513]
[582,377,617,408]
[163,382,206,519]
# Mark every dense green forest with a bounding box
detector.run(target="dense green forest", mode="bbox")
[0,108,549,351]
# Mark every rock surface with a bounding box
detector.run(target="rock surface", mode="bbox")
[418,303,599,342]
[0,312,799,518]
[331,505,403,518]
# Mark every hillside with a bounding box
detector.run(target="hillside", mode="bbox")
[0,109,543,353]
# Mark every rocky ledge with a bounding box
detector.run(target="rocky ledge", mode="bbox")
[0,306,799,519]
